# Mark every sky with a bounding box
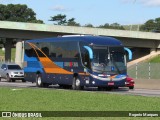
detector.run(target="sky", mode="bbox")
[1,0,160,26]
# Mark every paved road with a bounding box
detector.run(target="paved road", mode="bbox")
[0,80,160,97]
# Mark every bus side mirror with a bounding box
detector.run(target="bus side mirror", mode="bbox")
[124,47,132,60]
[83,46,93,59]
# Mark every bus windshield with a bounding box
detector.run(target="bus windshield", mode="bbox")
[91,46,126,74]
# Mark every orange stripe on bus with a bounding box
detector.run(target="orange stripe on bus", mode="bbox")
[27,42,73,74]
[39,57,73,74]
[78,72,90,76]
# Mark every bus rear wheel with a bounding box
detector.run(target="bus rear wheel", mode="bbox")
[36,74,44,87]
[72,77,83,90]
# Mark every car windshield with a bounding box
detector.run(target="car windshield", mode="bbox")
[8,65,21,70]
[91,46,126,74]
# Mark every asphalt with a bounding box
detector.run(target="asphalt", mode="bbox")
[134,79,160,90]
[0,79,160,97]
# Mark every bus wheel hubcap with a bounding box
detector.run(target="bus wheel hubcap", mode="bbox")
[76,79,80,86]
[38,77,41,85]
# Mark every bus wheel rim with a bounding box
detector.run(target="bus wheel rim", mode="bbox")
[76,79,80,86]
[38,77,41,85]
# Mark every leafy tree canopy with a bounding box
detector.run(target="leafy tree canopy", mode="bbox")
[67,18,80,26]
[0,4,43,23]
[140,17,160,32]
[98,23,124,30]
[49,14,67,25]
[49,14,80,26]
[84,23,94,27]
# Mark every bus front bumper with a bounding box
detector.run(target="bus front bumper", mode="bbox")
[84,74,126,87]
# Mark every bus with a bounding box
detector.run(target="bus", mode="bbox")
[23,35,132,90]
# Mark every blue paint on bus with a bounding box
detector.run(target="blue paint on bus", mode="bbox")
[24,35,132,89]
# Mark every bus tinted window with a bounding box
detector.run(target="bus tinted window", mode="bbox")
[49,41,79,59]
[25,44,37,57]
[25,41,79,59]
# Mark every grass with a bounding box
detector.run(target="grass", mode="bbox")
[0,49,5,55]
[128,55,160,79]
[0,48,16,62]
[0,87,160,120]
[148,55,160,63]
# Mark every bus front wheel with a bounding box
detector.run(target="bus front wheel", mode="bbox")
[72,77,83,90]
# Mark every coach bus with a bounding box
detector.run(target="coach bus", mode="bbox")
[23,35,132,90]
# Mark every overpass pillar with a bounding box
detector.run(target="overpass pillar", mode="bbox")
[5,38,12,62]
[15,40,23,67]
[150,48,156,54]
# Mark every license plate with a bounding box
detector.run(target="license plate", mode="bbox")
[108,82,114,86]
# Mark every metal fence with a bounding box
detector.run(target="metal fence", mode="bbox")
[128,63,160,79]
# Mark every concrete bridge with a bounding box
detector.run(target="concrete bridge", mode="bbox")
[0,21,160,66]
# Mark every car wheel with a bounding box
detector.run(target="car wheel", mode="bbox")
[129,86,134,89]
[6,74,11,82]
[22,79,26,82]
[72,77,83,90]
[12,79,15,82]
[36,74,43,87]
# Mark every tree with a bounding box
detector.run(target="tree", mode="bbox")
[49,14,67,25]
[0,4,43,23]
[154,17,160,31]
[140,17,160,32]
[98,23,110,28]
[110,23,124,30]
[50,14,80,26]
[98,23,124,30]
[140,19,155,31]
[67,18,80,26]
[84,23,94,27]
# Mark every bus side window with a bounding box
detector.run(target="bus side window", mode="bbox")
[81,48,91,69]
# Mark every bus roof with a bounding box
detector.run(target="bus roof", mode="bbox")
[25,35,123,46]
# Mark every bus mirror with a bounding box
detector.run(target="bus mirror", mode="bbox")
[83,46,93,59]
[124,47,132,60]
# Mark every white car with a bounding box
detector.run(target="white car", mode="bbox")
[0,63,25,82]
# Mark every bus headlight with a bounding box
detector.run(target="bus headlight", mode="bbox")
[86,80,89,84]
[85,77,90,84]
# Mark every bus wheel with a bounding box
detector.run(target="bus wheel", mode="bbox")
[36,74,43,87]
[72,77,82,90]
